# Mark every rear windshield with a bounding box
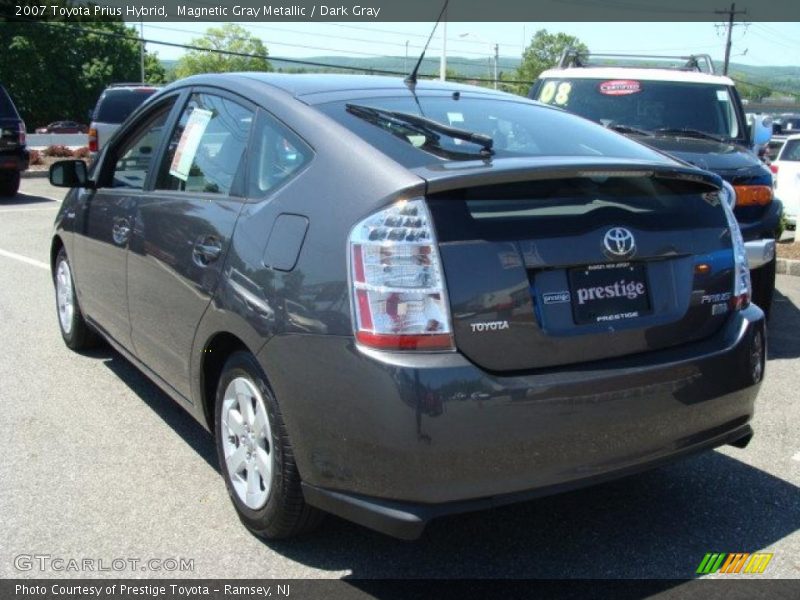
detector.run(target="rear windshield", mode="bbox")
[0,87,19,118]
[94,89,156,123]
[316,94,667,168]
[534,78,742,139]
[429,176,727,242]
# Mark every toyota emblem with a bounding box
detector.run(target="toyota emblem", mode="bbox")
[603,227,636,258]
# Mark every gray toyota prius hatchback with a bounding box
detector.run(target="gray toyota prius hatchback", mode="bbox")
[49,74,765,540]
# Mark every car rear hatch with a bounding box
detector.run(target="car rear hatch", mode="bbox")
[417,158,735,372]
[0,117,23,152]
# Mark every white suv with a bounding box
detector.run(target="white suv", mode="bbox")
[88,84,158,156]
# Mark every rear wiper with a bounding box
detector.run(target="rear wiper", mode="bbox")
[606,123,654,137]
[652,128,729,143]
[346,103,494,156]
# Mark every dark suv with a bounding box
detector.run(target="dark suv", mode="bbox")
[49,74,764,540]
[530,52,781,316]
[0,84,28,197]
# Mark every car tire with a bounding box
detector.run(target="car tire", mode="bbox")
[215,351,324,539]
[750,257,776,320]
[0,171,20,197]
[54,247,98,350]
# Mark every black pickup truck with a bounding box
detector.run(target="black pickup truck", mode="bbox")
[530,52,781,316]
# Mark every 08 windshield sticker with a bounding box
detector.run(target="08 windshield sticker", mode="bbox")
[598,80,642,96]
[169,108,213,182]
[539,81,572,106]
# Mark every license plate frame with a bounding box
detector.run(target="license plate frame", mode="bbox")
[568,262,651,325]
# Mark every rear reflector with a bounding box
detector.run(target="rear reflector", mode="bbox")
[733,185,772,206]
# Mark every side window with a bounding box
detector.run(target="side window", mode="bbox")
[107,104,172,190]
[247,110,312,198]
[157,93,253,195]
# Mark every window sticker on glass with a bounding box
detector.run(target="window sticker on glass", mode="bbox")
[599,80,642,96]
[716,89,730,102]
[447,112,465,125]
[553,82,572,105]
[169,108,213,181]
[539,81,557,104]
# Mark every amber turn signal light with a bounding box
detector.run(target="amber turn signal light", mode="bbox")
[733,185,772,206]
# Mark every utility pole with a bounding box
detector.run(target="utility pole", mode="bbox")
[440,16,447,81]
[715,3,747,75]
[139,21,145,83]
[493,44,499,90]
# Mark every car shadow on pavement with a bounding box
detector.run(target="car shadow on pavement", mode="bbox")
[264,451,799,579]
[98,348,219,473]
[768,289,800,360]
[2,192,60,206]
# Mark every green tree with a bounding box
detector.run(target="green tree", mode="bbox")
[731,74,771,103]
[509,29,589,96]
[0,9,158,127]
[175,24,271,78]
[144,51,167,84]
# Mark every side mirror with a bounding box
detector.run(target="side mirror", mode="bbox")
[748,113,772,148]
[49,160,91,188]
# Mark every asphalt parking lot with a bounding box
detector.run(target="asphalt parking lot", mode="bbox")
[1,177,798,580]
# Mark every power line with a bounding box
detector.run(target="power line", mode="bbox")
[11,18,536,86]
[142,23,495,71]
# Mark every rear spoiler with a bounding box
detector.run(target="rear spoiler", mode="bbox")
[412,157,722,195]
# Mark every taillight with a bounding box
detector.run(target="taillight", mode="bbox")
[733,184,772,206]
[769,164,779,175]
[88,127,97,153]
[721,182,751,310]
[349,198,454,351]
[18,122,25,145]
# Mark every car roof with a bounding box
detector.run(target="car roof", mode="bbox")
[165,72,513,102]
[538,67,734,86]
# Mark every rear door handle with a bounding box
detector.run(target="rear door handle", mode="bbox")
[193,238,222,265]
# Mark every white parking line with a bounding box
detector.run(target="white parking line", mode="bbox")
[0,248,49,271]
[0,206,60,213]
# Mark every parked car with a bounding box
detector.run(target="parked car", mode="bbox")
[35,121,89,134]
[88,83,158,156]
[773,113,800,136]
[530,51,781,317]
[49,73,765,540]
[772,134,800,229]
[0,84,28,197]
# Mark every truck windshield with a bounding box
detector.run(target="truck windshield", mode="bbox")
[535,78,742,140]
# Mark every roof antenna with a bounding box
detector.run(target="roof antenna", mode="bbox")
[405,0,450,87]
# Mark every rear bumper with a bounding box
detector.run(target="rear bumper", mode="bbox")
[745,238,776,269]
[260,306,765,538]
[302,423,753,540]
[0,148,29,172]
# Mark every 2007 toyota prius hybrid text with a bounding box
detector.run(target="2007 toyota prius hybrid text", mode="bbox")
[48,74,765,540]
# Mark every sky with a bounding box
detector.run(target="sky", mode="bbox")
[136,21,800,68]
